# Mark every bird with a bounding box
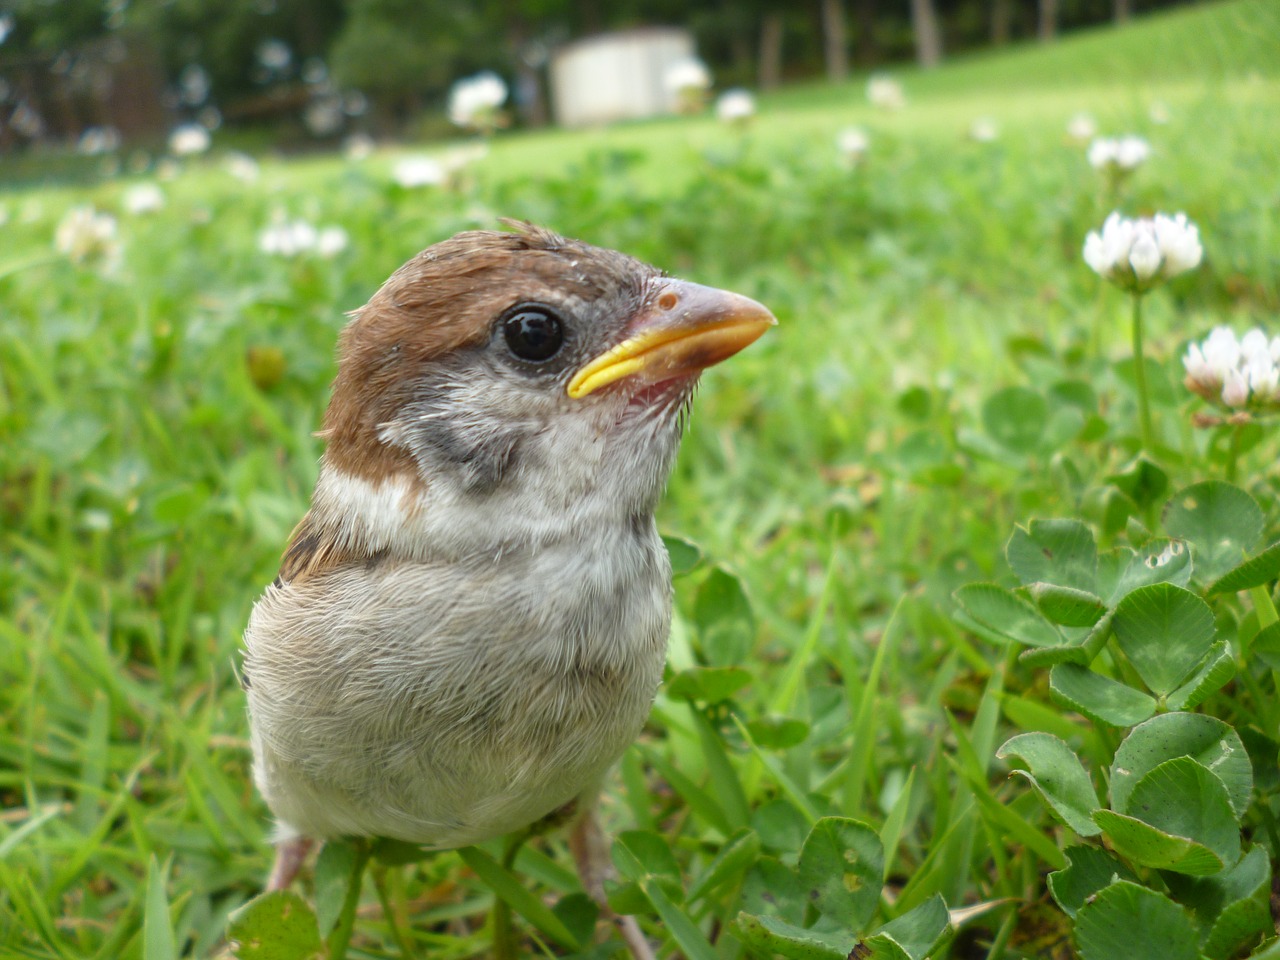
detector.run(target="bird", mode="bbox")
[241,222,775,955]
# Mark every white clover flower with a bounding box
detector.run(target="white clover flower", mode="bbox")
[259,218,318,257]
[315,226,349,258]
[664,57,711,115]
[257,39,292,72]
[836,126,870,165]
[1066,112,1096,142]
[1182,326,1280,411]
[393,155,446,188]
[1083,211,1202,293]
[259,214,348,259]
[1087,135,1149,174]
[77,126,121,155]
[664,57,711,95]
[866,74,905,111]
[169,123,211,156]
[123,183,164,215]
[716,88,755,124]
[969,117,998,142]
[447,71,507,131]
[179,65,211,106]
[1248,359,1280,404]
[1221,368,1250,408]
[224,151,260,183]
[1152,212,1202,276]
[55,205,121,269]
[1240,329,1268,358]
[344,132,375,161]
[10,101,44,138]
[304,96,344,136]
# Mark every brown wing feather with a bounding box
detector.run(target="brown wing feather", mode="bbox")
[275,511,360,585]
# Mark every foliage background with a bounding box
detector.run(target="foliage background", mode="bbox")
[0,0,1231,145]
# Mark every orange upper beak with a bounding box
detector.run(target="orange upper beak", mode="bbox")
[567,279,776,399]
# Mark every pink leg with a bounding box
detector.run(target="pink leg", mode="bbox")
[266,835,314,891]
[570,808,656,960]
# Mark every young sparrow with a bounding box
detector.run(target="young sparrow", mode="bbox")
[242,223,774,945]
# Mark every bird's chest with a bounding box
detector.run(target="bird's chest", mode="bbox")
[413,527,671,751]
[247,519,671,832]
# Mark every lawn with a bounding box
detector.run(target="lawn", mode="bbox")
[3,1,1280,957]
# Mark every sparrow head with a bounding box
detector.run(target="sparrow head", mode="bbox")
[289,223,774,573]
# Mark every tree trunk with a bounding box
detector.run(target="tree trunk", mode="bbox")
[820,0,848,82]
[1114,0,1132,23]
[1038,0,1059,42]
[576,0,603,35]
[852,0,877,66]
[729,26,752,76]
[991,0,1011,45]
[909,0,942,68]
[758,13,783,91]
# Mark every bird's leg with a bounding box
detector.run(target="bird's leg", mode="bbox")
[570,805,656,960]
[265,835,314,891]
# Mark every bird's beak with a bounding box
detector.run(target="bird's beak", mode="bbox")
[567,279,776,399]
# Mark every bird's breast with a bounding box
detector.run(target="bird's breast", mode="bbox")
[243,515,672,844]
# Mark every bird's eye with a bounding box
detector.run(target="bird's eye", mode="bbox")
[502,304,564,362]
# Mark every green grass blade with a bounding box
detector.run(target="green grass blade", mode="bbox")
[144,856,175,960]
[457,846,581,950]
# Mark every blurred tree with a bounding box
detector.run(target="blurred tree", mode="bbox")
[758,11,783,88]
[126,0,347,110]
[330,0,479,124]
[991,0,1012,43]
[910,0,942,65]
[820,0,848,79]
[6,0,106,53]
[330,0,574,129]
[1038,0,1060,40]
[0,0,1207,148]
[851,0,879,65]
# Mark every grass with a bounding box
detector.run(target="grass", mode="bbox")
[2,0,1280,957]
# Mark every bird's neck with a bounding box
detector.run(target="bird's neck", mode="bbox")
[306,456,666,564]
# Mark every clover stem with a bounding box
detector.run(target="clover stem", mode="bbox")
[492,832,532,960]
[371,862,414,960]
[327,838,372,960]
[1130,293,1153,451]
[1227,423,1242,483]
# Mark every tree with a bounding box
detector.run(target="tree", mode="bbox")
[819,0,848,80]
[991,0,1012,45]
[851,0,878,66]
[910,0,942,66]
[1038,0,1059,42]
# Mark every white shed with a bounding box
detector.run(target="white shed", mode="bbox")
[549,28,697,128]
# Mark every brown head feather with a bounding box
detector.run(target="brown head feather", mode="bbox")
[279,225,655,584]
[320,224,651,484]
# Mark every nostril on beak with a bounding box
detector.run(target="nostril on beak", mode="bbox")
[657,292,678,311]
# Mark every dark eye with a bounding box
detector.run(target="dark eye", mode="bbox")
[502,304,564,362]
